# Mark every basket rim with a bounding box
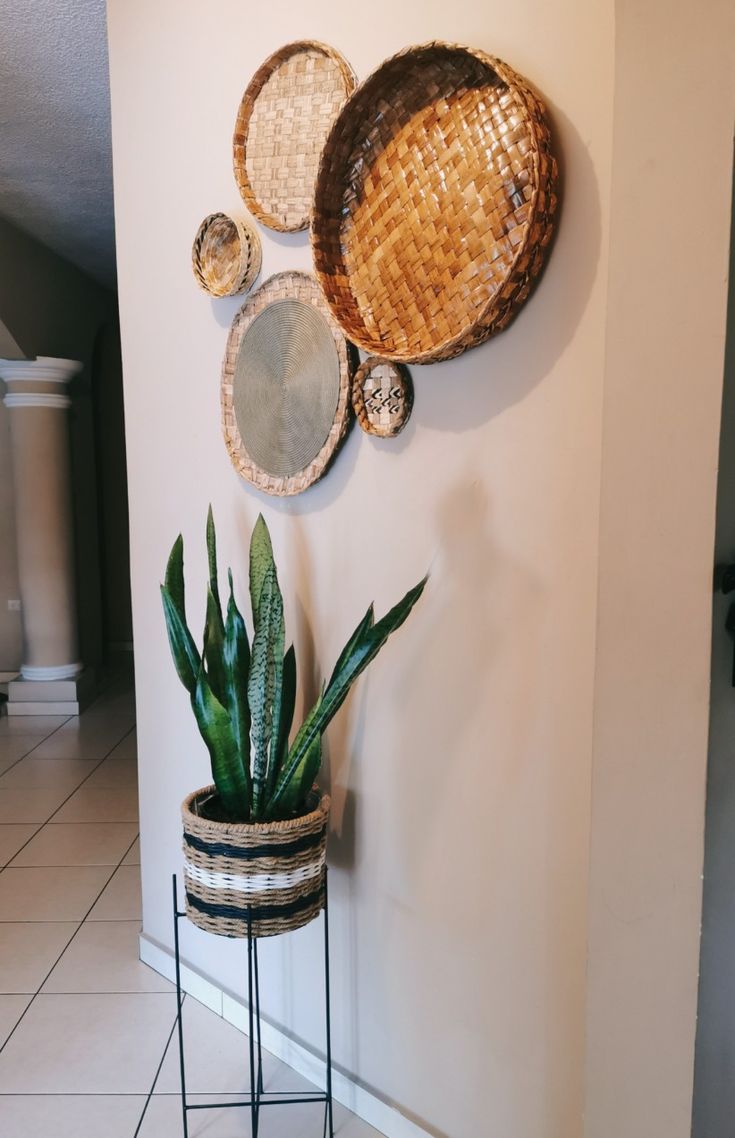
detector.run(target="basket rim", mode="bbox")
[192,211,261,298]
[220,269,354,496]
[182,784,330,837]
[233,39,356,233]
[310,40,556,364]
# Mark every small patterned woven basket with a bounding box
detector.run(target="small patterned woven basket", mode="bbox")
[233,40,356,232]
[352,357,413,438]
[312,42,558,363]
[191,212,261,298]
[182,786,329,938]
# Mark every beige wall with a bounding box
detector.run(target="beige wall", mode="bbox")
[106,1,733,1136]
[0,217,131,670]
[583,4,734,1135]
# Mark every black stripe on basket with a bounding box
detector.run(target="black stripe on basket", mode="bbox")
[183,827,325,862]
[185,884,324,923]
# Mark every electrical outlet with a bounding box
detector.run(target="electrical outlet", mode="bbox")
[7,599,21,612]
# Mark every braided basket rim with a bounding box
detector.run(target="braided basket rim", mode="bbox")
[182,784,330,840]
[191,212,261,298]
[311,40,558,364]
[233,39,356,233]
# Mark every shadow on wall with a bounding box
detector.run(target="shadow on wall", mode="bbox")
[226,100,600,520]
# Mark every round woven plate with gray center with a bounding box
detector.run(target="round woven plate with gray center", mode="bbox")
[233,300,340,477]
[222,271,353,496]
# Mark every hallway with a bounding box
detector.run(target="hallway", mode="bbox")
[0,674,375,1137]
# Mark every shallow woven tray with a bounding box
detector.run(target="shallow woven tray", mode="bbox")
[233,41,356,232]
[182,786,329,938]
[352,357,413,438]
[312,42,558,364]
[222,271,353,496]
[192,212,261,298]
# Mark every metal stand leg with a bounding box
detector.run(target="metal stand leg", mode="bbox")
[323,868,334,1138]
[173,869,334,1138]
[172,875,189,1138]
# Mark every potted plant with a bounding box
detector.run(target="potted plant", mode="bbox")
[161,509,426,937]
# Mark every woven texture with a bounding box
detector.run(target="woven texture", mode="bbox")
[222,271,353,496]
[312,42,558,364]
[192,212,261,298]
[233,41,356,232]
[182,787,330,939]
[352,357,413,437]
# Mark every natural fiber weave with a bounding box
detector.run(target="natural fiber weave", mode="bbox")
[312,42,558,363]
[182,786,329,938]
[233,41,356,232]
[192,212,261,298]
[222,271,353,496]
[352,357,413,438]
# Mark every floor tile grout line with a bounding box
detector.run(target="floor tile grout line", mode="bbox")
[133,994,187,1138]
[0,726,137,877]
[0,818,140,1058]
[0,715,74,778]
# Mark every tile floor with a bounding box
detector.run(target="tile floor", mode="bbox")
[0,670,378,1137]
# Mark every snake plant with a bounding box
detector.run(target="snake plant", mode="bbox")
[161,508,426,822]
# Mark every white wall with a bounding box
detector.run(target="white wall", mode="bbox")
[106,2,734,1136]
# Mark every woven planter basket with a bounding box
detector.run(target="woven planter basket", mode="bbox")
[192,212,261,298]
[312,42,558,364]
[182,786,329,938]
[233,41,356,232]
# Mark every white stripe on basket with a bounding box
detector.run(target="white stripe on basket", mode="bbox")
[184,857,324,896]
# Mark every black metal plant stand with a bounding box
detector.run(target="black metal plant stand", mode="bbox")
[171,870,334,1138]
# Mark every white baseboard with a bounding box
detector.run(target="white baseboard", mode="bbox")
[139,932,431,1138]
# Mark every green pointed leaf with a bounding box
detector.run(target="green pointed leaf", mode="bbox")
[203,585,227,705]
[249,514,274,627]
[161,584,200,694]
[267,650,295,801]
[206,505,221,614]
[247,565,284,818]
[274,728,321,818]
[192,668,249,818]
[164,535,186,621]
[327,603,374,689]
[268,576,427,815]
[223,569,252,807]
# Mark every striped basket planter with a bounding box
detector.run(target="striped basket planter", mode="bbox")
[181,786,329,939]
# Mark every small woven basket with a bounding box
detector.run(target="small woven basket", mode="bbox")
[352,357,413,438]
[182,786,329,938]
[192,212,261,298]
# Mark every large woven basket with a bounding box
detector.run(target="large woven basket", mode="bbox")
[312,42,558,364]
[182,786,329,938]
[233,41,356,232]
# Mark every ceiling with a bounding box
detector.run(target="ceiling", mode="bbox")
[0,0,115,289]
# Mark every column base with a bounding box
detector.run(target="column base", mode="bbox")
[21,662,83,681]
[7,667,96,716]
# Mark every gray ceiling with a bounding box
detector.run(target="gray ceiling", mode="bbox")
[0,0,115,289]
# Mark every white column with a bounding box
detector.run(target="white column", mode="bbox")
[1,356,83,680]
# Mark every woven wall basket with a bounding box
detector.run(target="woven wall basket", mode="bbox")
[192,212,261,298]
[352,357,413,438]
[182,786,330,939]
[312,42,559,364]
[233,41,356,232]
[222,270,353,496]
